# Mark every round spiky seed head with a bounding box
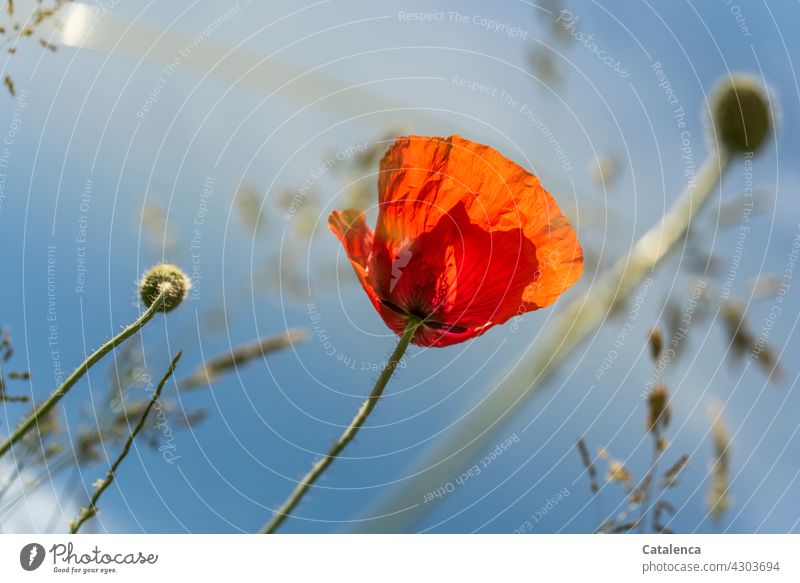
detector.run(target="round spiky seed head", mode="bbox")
[139,264,190,313]
[709,74,772,154]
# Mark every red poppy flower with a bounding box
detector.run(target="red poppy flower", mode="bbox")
[329,135,583,347]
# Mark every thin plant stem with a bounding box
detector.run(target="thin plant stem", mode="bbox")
[638,435,662,533]
[0,287,172,460]
[69,351,182,534]
[260,318,420,534]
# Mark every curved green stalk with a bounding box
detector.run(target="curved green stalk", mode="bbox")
[261,318,420,534]
[0,287,172,460]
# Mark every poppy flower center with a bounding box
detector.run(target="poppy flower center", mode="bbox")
[379,298,468,334]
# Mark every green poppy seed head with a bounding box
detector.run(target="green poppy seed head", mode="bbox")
[710,74,773,155]
[139,263,190,313]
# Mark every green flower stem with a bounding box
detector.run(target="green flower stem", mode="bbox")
[261,318,420,534]
[69,351,182,534]
[0,287,172,461]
